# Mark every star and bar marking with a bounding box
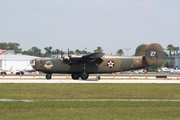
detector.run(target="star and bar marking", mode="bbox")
[107,60,115,68]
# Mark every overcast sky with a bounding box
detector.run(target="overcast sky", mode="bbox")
[0,0,180,55]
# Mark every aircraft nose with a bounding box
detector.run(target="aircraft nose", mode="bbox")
[30,59,36,69]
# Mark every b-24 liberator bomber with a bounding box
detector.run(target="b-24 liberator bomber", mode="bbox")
[30,43,164,80]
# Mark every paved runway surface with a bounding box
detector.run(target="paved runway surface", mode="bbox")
[1,79,180,83]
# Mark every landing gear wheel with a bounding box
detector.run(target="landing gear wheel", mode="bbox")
[80,72,89,80]
[46,74,52,80]
[71,73,80,80]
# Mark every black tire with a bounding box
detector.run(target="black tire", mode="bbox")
[80,72,89,80]
[46,74,52,80]
[71,73,80,80]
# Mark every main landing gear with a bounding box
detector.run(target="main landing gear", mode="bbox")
[71,72,89,80]
[45,72,89,80]
[71,63,89,80]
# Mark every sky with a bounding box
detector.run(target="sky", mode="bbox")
[0,0,180,55]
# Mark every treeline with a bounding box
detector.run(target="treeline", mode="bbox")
[0,42,124,57]
[1,42,180,68]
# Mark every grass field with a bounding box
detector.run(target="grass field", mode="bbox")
[1,83,180,120]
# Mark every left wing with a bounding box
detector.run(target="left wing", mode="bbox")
[82,52,105,59]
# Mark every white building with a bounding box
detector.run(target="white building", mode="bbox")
[0,54,38,73]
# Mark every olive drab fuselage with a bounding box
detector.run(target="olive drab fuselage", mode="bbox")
[34,56,148,74]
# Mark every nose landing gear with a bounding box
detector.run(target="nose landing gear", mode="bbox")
[80,63,89,80]
[46,74,52,79]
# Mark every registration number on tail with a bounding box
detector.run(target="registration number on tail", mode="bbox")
[150,51,156,56]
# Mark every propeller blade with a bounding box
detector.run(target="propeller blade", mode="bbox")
[68,48,69,57]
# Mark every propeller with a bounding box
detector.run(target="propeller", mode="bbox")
[60,49,63,60]
[68,48,70,58]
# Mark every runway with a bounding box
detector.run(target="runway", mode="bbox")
[0,74,180,83]
[1,79,180,83]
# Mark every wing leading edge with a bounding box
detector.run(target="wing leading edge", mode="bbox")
[63,52,105,64]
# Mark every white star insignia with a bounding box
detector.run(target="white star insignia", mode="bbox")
[107,60,115,68]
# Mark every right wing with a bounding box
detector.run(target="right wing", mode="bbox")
[63,52,105,64]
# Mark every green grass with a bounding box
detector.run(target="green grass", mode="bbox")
[1,101,180,120]
[1,84,180,120]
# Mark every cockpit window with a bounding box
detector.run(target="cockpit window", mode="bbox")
[45,61,53,66]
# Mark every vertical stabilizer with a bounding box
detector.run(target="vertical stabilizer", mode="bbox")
[145,43,164,67]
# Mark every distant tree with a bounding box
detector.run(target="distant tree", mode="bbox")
[55,49,60,54]
[117,49,124,55]
[22,46,42,56]
[0,42,22,53]
[75,49,81,55]
[69,50,75,54]
[8,42,22,53]
[0,42,8,50]
[162,51,169,67]
[174,46,179,55]
[167,44,174,57]
[94,47,103,53]
[82,50,87,54]
[31,46,41,56]
[44,46,52,57]
[166,44,174,67]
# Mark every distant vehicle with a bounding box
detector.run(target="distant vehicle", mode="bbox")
[161,67,170,73]
[134,69,144,74]
[0,66,13,74]
[156,68,161,72]
[169,68,175,74]
[174,68,180,74]
[14,68,36,75]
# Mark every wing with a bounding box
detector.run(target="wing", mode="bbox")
[63,52,105,64]
[82,52,105,59]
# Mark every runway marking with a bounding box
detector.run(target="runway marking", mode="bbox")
[1,99,180,102]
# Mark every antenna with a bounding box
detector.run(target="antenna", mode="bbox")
[124,48,131,56]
